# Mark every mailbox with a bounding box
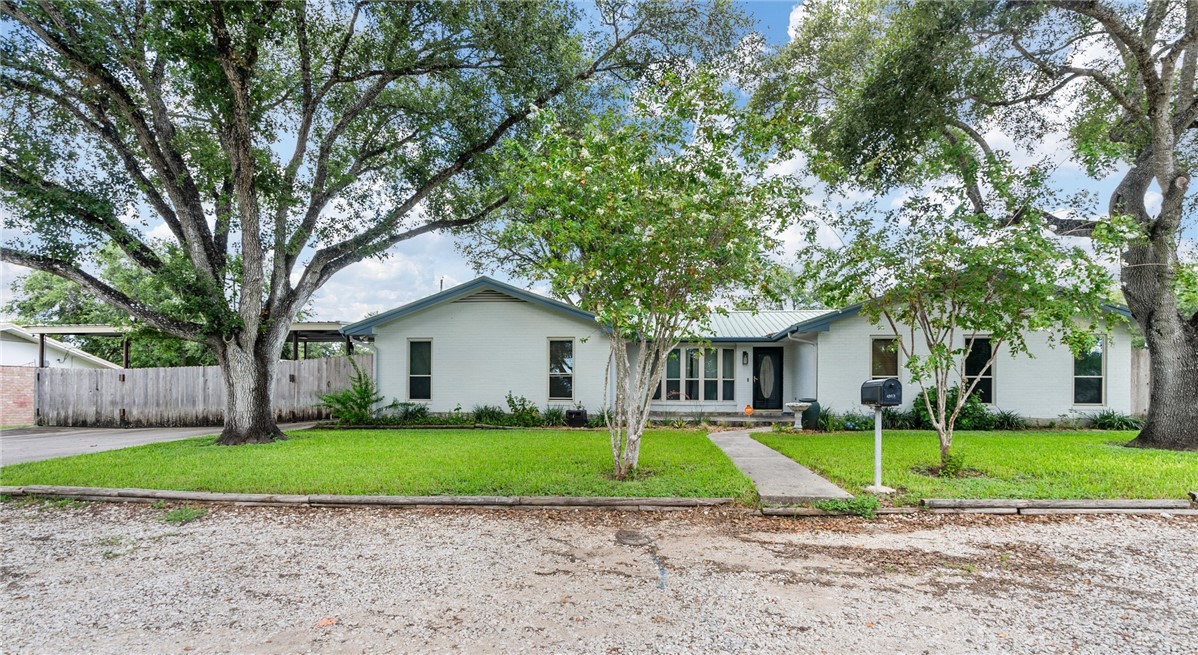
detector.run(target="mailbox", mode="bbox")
[861,379,902,407]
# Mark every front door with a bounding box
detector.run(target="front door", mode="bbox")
[752,347,783,410]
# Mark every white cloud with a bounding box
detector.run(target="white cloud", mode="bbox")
[0,261,31,320]
[787,1,809,41]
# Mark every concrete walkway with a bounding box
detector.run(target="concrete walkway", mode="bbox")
[0,423,317,465]
[708,429,852,506]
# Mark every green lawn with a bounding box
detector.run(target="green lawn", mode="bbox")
[0,428,756,502]
[754,430,1198,505]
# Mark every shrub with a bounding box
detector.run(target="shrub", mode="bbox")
[1088,409,1145,430]
[911,386,992,431]
[817,407,845,432]
[320,358,389,424]
[881,407,919,430]
[991,409,1028,431]
[940,449,966,478]
[391,402,429,423]
[840,412,874,431]
[472,404,507,425]
[543,406,567,426]
[588,408,611,428]
[505,392,543,427]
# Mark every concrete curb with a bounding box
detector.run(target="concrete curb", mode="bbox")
[763,497,1197,518]
[0,485,736,511]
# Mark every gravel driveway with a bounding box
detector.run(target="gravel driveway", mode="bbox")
[1,502,1194,654]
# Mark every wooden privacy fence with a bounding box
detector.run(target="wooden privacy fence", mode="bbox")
[34,354,373,428]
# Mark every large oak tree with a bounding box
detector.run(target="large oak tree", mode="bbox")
[0,0,747,444]
[760,0,1198,450]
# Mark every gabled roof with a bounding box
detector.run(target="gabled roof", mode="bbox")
[0,324,122,369]
[767,301,1135,341]
[707,310,834,341]
[769,304,863,340]
[340,276,597,335]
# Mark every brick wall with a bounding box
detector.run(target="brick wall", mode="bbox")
[1,366,36,426]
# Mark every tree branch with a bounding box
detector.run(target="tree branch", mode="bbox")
[0,247,205,340]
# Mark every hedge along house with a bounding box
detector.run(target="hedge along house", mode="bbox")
[341,277,1140,421]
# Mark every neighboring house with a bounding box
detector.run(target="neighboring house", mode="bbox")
[341,277,1137,420]
[0,324,121,427]
[0,324,122,370]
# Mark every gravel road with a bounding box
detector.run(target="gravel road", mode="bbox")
[1,502,1194,654]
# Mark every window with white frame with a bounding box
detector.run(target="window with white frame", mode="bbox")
[408,340,432,400]
[657,347,736,401]
[548,339,574,400]
[685,348,701,401]
[871,337,898,379]
[1074,339,1104,405]
[964,337,994,404]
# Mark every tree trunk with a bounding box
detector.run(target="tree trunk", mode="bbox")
[1117,163,1198,451]
[1127,309,1198,450]
[214,339,286,445]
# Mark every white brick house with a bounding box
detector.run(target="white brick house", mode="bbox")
[341,277,1137,420]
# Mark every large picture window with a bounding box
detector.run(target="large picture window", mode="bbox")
[408,340,432,400]
[548,339,574,400]
[964,337,994,404]
[1074,339,1104,405]
[658,347,735,401]
[871,337,898,379]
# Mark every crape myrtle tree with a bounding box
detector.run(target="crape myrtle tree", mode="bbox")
[803,186,1111,470]
[759,0,1198,450]
[495,72,803,478]
[0,0,749,444]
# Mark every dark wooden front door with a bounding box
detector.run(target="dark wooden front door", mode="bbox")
[752,347,783,410]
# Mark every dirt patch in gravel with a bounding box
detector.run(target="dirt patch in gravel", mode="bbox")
[1,502,1194,654]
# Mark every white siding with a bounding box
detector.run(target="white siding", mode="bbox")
[814,314,1135,419]
[372,297,610,413]
[0,333,113,369]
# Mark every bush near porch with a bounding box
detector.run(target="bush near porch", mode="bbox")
[753,430,1197,506]
[0,429,755,503]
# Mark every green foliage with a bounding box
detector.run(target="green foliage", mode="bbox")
[0,429,757,503]
[0,1,751,443]
[504,392,542,427]
[990,410,1028,431]
[1089,410,1145,431]
[489,70,802,476]
[319,358,385,425]
[471,405,508,426]
[755,430,1197,504]
[816,408,873,432]
[911,387,992,431]
[939,450,966,478]
[2,246,217,367]
[882,408,919,430]
[391,403,430,423]
[815,495,882,519]
[817,406,845,432]
[588,409,612,429]
[543,406,568,427]
[160,507,207,526]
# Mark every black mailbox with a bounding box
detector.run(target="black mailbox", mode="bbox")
[861,379,902,407]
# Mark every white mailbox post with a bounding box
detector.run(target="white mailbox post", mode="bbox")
[860,379,901,494]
